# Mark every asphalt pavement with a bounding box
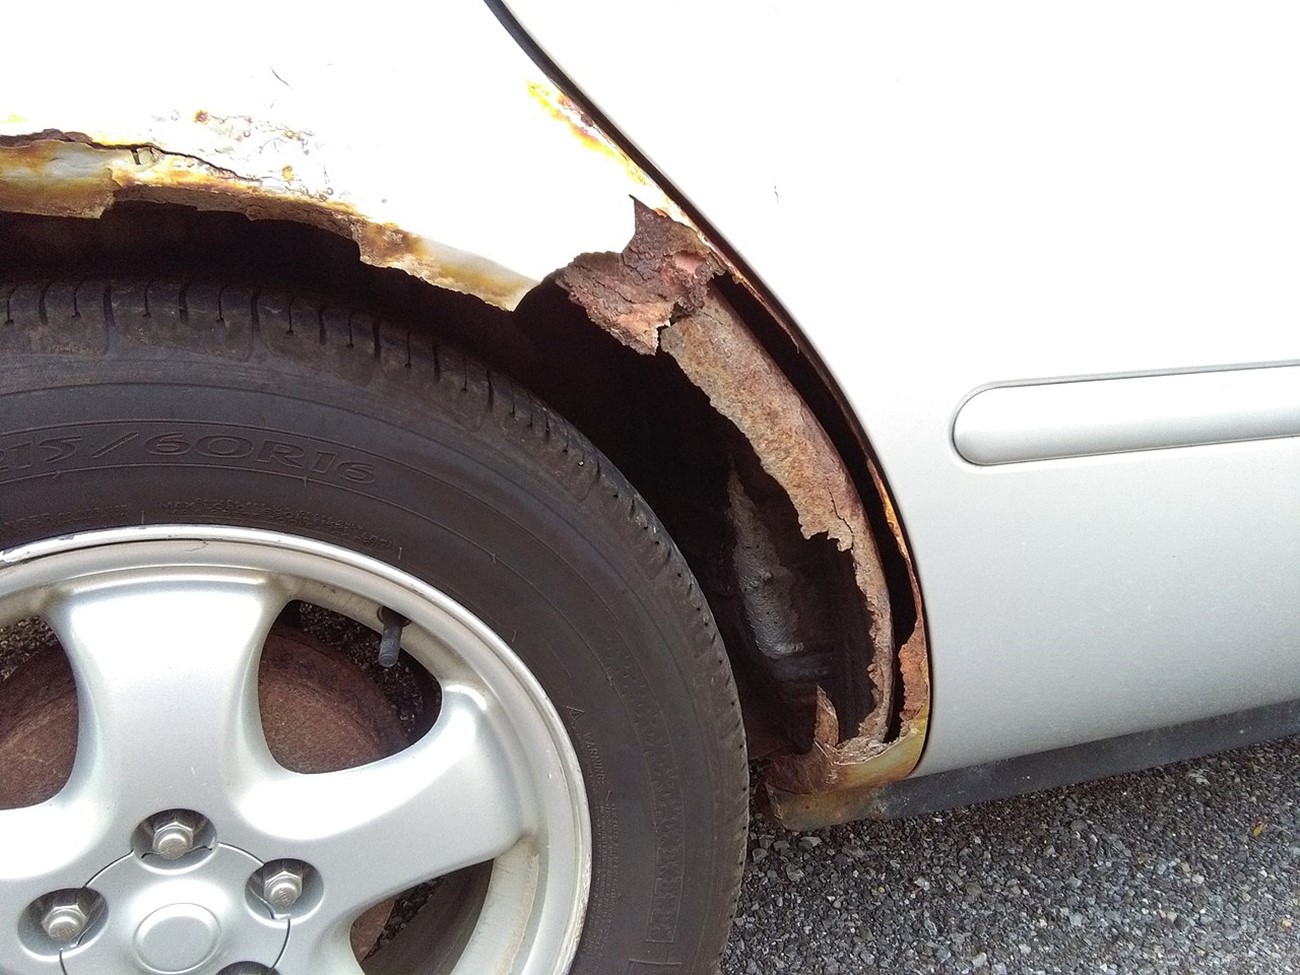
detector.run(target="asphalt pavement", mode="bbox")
[722,738,1300,975]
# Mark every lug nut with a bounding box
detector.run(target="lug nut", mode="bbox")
[148,811,204,860]
[261,864,306,910]
[41,899,89,943]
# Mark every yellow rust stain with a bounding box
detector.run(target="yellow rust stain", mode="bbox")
[0,137,532,311]
[526,80,653,190]
[765,728,927,830]
[1,139,84,171]
[527,80,720,278]
[0,141,117,217]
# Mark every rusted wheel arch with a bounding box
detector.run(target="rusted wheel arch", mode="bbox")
[0,157,928,825]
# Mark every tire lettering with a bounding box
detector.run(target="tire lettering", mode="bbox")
[336,461,376,484]
[256,440,305,469]
[91,431,138,458]
[6,428,378,487]
[146,433,190,456]
[1,441,33,472]
[161,498,392,551]
[40,436,82,463]
[196,435,254,459]
[0,439,81,472]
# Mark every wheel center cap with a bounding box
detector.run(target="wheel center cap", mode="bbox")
[134,903,221,973]
[60,845,288,975]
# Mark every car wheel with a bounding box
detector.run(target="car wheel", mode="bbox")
[0,279,747,975]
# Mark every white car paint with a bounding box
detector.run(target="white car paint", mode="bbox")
[1,2,679,305]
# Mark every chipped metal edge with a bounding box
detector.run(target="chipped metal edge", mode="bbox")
[552,204,932,815]
[0,135,535,311]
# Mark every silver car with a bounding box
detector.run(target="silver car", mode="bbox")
[2,3,1297,973]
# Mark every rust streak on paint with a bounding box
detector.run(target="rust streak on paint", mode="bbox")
[0,135,533,310]
[526,81,655,192]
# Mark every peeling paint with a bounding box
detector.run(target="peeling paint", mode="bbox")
[0,135,534,310]
[555,205,933,815]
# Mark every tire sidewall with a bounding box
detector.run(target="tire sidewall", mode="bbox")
[2,347,733,972]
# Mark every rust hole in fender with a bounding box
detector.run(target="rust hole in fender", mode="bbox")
[0,127,931,827]
[554,203,931,824]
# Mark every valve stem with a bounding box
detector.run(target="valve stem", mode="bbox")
[377,608,408,668]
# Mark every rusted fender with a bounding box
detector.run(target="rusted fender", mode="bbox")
[2,85,931,830]
[555,206,932,825]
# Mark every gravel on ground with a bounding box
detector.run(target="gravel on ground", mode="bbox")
[723,739,1300,975]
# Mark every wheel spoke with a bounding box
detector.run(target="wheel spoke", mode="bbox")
[238,684,530,930]
[44,570,286,820]
[0,528,587,975]
[0,801,101,887]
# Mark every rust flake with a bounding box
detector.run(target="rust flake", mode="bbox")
[557,200,724,354]
[661,293,896,746]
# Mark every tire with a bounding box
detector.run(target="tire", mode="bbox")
[0,279,747,975]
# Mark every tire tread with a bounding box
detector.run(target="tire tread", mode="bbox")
[1,275,748,974]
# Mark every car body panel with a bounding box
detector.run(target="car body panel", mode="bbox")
[4,2,1299,791]
[501,1,1300,773]
[0,2,687,309]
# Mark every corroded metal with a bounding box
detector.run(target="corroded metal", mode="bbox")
[554,204,932,816]
[0,135,535,310]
